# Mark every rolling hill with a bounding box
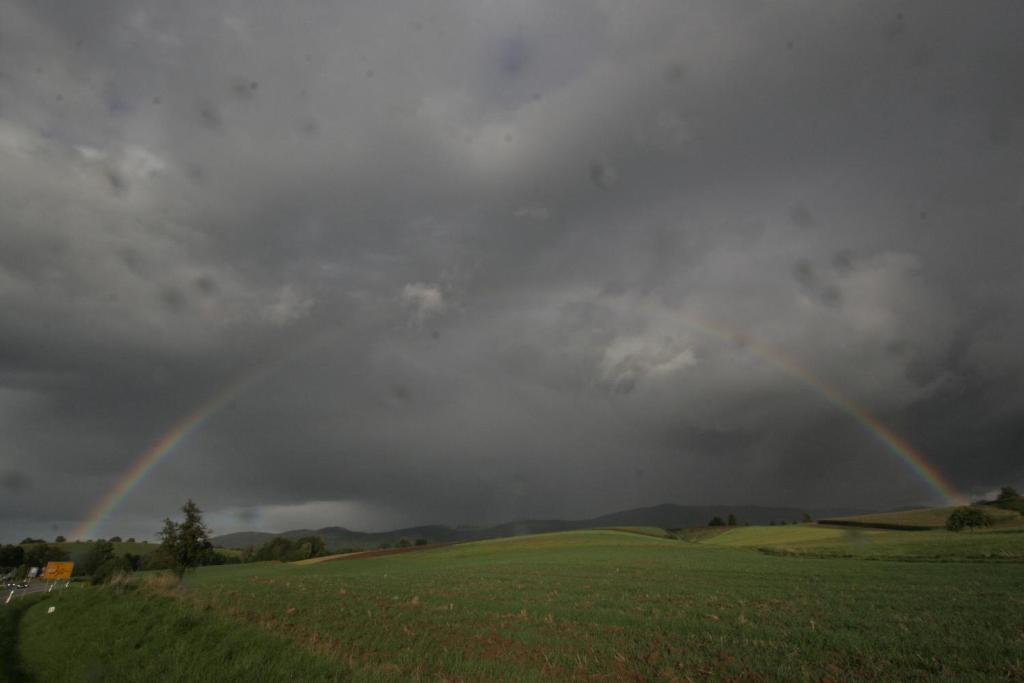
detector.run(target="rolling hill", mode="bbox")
[211,502,869,550]
[818,504,1022,530]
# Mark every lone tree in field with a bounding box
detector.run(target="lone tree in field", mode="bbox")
[727,514,737,527]
[708,516,726,527]
[945,507,992,532]
[159,499,213,577]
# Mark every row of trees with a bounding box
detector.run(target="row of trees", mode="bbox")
[0,542,69,573]
[4,501,335,584]
[707,512,814,527]
[20,535,140,545]
[377,538,428,549]
[241,535,329,562]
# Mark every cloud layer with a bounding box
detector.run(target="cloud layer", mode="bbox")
[2,1,1023,540]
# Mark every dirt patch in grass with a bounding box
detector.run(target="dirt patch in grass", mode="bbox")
[295,542,460,565]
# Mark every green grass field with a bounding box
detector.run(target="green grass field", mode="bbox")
[701,523,1024,561]
[14,588,345,682]
[821,506,1021,529]
[7,527,1024,681]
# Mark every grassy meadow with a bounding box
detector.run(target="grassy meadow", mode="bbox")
[822,506,1021,529]
[6,524,1024,681]
[699,524,1024,561]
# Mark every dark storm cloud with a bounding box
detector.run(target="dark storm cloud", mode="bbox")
[1,0,1023,541]
[1,469,31,493]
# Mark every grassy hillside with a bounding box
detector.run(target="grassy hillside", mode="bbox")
[11,528,1023,681]
[211,503,868,549]
[698,523,1024,561]
[819,505,1020,530]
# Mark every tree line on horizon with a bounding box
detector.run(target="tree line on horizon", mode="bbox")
[7,490,1022,581]
[705,511,814,527]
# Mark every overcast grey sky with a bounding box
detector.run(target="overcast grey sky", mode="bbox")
[2,1,1023,541]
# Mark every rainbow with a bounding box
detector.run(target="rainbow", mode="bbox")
[72,372,259,540]
[677,314,966,506]
[74,317,965,538]
[73,331,349,539]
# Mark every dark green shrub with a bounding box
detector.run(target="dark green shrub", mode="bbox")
[0,544,25,568]
[80,540,116,576]
[997,486,1019,501]
[91,556,133,585]
[24,543,69,568]
[946,507,992,532]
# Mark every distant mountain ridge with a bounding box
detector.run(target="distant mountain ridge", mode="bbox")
[211,503,870,550]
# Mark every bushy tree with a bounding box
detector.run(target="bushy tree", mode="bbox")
[294,536,327,559]
[252,535,328,562]
[414,539,428,546]
[140,546,175,571]
[109,536,123,543]
[254,537,295,562]
[123,553,142,572]
[159,500,214,577]
[727,514,737,527]
[80,540,116,576]
[201,551,241,566]
[946,507,992,532]
[24,543,69,568]
[54,535,66,543]
[0,544,26,568]
[708,516,726,527]
[397,538,412,548]
[90,556,134,585]
[997,486,1019,501]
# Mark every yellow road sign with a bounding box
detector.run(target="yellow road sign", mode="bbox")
[42,562,74,581]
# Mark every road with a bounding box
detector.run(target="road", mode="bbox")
[2,580,63,605]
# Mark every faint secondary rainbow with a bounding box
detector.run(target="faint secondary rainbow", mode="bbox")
[678,314,966,506]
